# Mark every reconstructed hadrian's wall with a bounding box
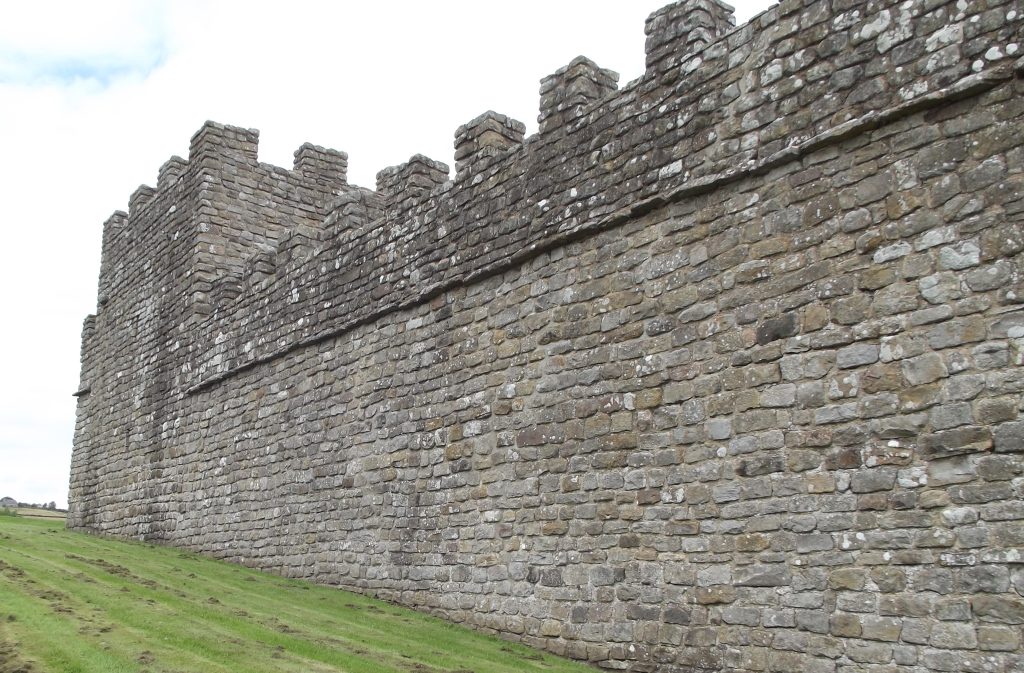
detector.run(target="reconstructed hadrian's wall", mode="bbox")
[70,0,1024,670]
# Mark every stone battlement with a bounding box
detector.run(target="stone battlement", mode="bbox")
[72,1,1024,671]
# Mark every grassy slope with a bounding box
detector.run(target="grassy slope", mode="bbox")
[0,517,594,673]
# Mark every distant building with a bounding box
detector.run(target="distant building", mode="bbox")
[0,497,17,508]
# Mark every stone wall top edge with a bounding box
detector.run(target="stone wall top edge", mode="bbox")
[88,0,780,243]
[84,0,1024,391]
[102,0,766,220]
[96,0,937,227]
[187,57,1021,396]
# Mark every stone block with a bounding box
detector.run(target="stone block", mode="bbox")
[977,625,1021,651]
[694,585,736,604]
[850,468,897,493]
[836,342,880,369]
[956,566,1010,593]
[901,352,948,386]
[829,612,862,638]
[734,565,791,587]
[993,421,1024,453]
[974,398,1018,425]
[972,595,1024,624]
[921,427,993,459]
[930,622,978,649]
[756,314,798,345]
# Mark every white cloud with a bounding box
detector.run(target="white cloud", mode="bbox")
[0,1,169,84]
[0,0,775,510]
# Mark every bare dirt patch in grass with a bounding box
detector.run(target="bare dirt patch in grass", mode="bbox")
[0,621,34,673]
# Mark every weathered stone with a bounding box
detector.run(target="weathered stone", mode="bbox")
[796,533,834,553]
[705,417,732,440]
[859,267,896,290]
[929,454,974,485]
[829,612,861,638]
[956,566,1010,594]
[67,4,1024,673]
[829,568,867,590]
[930,622,977,649]
[756,314,798,345]
[976,625,1020,651]
[916,528,957,548]
[850,468,897,493]
[929,403,973,430]
[974,398,1018,425]
[734,565,791,587]
[972,595,1024,624]
[761,383,797,408]
[915,139,967,179]
[861,615,903,642]
[695,585,736,604]
[926,318,987,350]
[965,260,1014,292]
[993,421,1024,453]
[837,343,880,369]
[832,294,871,324]
[991,313,1024,339]
[980,223,1024,260]
[921,427,993,458]
[871,567,907,593]
[918,272,964,304]
[941,506,979,526]
[976,455,1023,481]
[901,352,948,386]
[721,605,759,625]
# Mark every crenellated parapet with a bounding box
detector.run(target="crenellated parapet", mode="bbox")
[80,0,1024,386]
[176,0,1024,395]
[376,154,450,222]
[72,1,1024,671]
[71,117,364,528]
[128,184,157,216]
[157,155,188,191]
[327,188,384,234]
[644,0,736,77]
[293,142,348,190]
[454,111,525,178]
[176,121,360,317]
[95,211,126,307]
[537,57,619,135]
[188,121,259,166]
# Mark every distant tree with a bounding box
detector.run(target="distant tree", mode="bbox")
[47,501,56,510]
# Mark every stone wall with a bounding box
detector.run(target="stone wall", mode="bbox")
[70,0,1024,671]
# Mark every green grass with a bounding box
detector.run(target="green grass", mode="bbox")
[0,517,593,673]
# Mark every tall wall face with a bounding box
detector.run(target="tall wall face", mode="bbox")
[69,123,358,533]
[70,0,1024,671]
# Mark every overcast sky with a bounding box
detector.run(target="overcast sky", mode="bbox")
[0,0,773,509]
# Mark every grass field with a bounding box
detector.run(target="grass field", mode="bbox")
[0,517,593,673]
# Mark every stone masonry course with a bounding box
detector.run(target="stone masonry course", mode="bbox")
[71,0,1024,671]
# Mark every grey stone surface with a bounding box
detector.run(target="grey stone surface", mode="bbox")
[68,1,1024,672]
